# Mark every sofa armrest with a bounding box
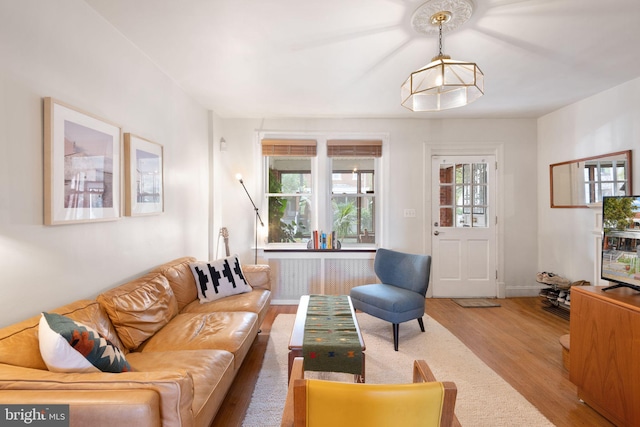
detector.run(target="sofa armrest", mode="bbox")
[243,264,271,291]
[0,364,194,427]
[0,389,161,427]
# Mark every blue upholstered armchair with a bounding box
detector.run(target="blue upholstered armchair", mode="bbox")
[350,248,431,351]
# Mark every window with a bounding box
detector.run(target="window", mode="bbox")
[328,139,381,244]
[262,137,381,246]
[263,139,315,243]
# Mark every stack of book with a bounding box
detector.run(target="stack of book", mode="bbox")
[309,230,340,250]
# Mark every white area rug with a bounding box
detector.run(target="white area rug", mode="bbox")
[243,313,553,426]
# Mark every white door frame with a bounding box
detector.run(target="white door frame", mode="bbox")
[423,143,506,298]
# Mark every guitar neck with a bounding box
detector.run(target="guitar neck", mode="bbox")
[220,227,230,257]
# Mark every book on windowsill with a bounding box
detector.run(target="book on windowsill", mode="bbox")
[307,230,340,250]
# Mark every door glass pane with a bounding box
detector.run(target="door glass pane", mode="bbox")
[456,164,471,184]
[438,160,490,228]
[440,207,454,227]
[457,185,471,206]
[473,163,487,184]
[440,185,453,206]
[474,185,487,206]
[473,206,488,227]
[440,165,454,184]
[456,206,469,227]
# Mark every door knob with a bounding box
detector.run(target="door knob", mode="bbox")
[433,230,440,236]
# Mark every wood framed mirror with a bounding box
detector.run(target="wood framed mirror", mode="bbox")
[550,150,632,208]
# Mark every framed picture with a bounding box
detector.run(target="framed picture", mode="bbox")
[44,98,121,225]
[124,133,164,216]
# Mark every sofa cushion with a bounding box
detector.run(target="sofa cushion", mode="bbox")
[242,264,272,291]
[139,312,258,370]
[151,256,198,311]
[38,312,133,373]
[189,255,252,303]
[97,272,179,351]
[181,289,271,326]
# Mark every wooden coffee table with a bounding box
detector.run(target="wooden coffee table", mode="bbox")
[287,295,366,383]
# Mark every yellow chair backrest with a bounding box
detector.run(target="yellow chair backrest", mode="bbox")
[296,379,448,427]
[282,358,458,427]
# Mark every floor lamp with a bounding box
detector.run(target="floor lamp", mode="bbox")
[236,174,264,264]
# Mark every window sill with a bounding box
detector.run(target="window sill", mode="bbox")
[263,247,376,253]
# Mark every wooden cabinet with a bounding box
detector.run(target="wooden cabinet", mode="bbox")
[569,286,640,426]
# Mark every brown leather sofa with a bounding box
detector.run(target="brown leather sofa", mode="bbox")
[0,256,271,427]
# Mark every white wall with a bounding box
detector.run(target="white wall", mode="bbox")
[215,118,539,297]
[0,0,210,327]
[537,77,640,283]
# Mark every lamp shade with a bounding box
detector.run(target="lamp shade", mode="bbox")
[401,56,484,111]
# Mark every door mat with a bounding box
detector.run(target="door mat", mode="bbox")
[453,298,502,308]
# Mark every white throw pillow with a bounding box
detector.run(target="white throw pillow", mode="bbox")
[189,255,252,303]
[38,312,133,373]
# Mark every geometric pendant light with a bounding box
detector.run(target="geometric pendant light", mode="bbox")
[401,0,484,111]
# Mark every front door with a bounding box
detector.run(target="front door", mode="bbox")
[431,155,497,297]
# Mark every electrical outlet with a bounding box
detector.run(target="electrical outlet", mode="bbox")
[404,209,416,218]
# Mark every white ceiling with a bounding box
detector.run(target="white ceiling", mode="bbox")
[85,0,640,119]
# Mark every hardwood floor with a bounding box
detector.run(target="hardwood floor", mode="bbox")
[211,297,614,427]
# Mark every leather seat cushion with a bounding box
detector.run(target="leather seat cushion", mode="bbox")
[181,289,271,326]
[139,312,258,370]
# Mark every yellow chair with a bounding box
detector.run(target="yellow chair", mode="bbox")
[281,357,459,427]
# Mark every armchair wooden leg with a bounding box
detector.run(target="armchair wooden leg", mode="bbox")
[417,317,425,332]
[393,323,399,351]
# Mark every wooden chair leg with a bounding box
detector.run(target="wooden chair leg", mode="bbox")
[417,317,425,332]
[393,323,399,351]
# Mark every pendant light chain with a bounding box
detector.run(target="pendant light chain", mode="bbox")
[438,20,444,57]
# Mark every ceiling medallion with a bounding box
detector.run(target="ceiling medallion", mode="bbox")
[411,0,474,36]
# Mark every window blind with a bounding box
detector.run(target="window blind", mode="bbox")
[327,139,382,157]
[261,139,317,156]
